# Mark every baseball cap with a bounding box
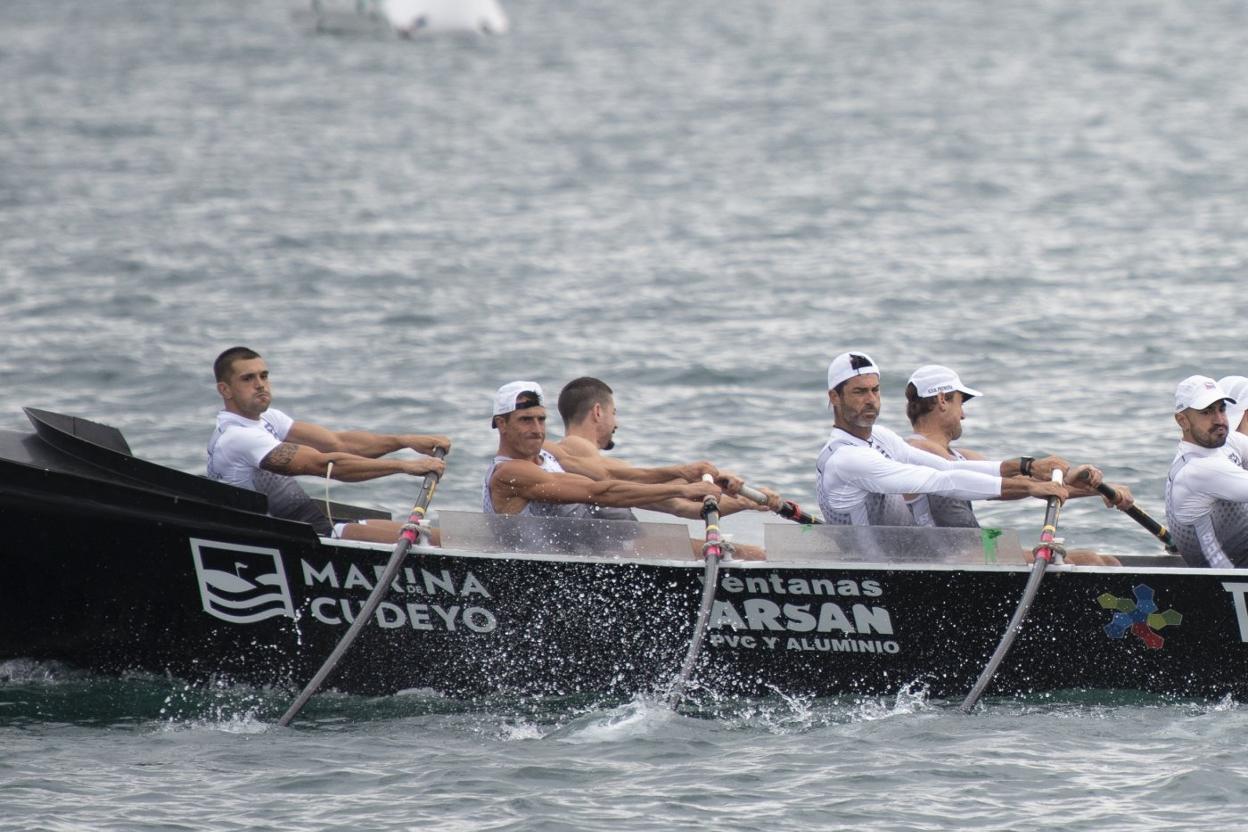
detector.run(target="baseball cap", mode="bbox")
[1218,375,1248,426]
[907,365,983,400]
[827,351,881,392]
[1174,375,1235,413]
[491,381,544,425]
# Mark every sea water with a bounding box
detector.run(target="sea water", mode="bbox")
[4,0,1248,828]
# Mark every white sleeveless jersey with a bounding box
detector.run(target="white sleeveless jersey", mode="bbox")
[482,449,593,519]
[905,437,980,529]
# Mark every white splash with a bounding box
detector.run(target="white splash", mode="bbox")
[558,696,672,744]
[381,0,509,35]
[499,719,545,741]
[851,681,933,722]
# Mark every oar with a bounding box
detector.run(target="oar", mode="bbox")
[961,468,1065,713]
[277,447,447,727]
[738,483,823,525]
[1095,483,1177,552]
[665,474,724,710]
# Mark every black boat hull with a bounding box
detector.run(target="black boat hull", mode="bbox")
[3,410,1246,702]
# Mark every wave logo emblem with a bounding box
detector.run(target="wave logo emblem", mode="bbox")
[1097,584,1182,649]
[190,538,296,624]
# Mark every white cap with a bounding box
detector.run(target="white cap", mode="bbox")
[491,381,544,424]
[827,351,881,391]
[1218,375,1248,426]
[1174,375,1235,413]
[907,365,983,400]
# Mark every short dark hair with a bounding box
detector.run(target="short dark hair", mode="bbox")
[558,377,614,427]
[905,382,936,425]
[214,346,261,383]
[832,353,876,395]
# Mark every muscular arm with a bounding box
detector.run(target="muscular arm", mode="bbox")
[287,421,450,457]
[638,493,767,519]
[260,443,444,481]
[546,438,715,484]
[489,460,719,515]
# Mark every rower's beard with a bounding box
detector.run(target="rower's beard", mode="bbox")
[1194,430,1227,449]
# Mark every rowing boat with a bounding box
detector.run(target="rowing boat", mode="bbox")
[2,408,1242,702]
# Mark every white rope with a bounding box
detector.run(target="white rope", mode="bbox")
[1031,537,1067,563]
[324,461,334,528]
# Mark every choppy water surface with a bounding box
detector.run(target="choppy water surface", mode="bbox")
[5,0,1248,828]
[4,662,1246,832]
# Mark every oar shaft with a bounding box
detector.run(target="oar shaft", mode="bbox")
[277,447,447,727]
[1095,483,1175,551]
[666,477,724,709]
[961,469,1065,712]
[738,484,823,525]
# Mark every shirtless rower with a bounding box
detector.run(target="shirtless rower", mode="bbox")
[548,376,784,521]
[1164,375,1248,568]
[903,364,1131,565]
[484,381,724,551]
[207,346,449,544]
[815,351,1073,528]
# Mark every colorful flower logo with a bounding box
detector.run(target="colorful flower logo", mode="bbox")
[1097,584,1182,649]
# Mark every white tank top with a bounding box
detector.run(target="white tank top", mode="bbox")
[906,436,980,529]
[482,449,593,519]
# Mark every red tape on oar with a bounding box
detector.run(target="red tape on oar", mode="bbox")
[738,483,822,525]
[278,447,447,727]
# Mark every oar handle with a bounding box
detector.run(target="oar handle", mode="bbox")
[701,474,723,559]
[400,446,448,544]
[738,484,823,525]
[1095,482,1177,552]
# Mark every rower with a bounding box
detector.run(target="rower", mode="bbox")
[206,346,449,543]
[1165,375,1248,568]
[483,381,723,547]
[815,351,1071,527]
[903,364,1130,565]
[547,376,783,521]
[1218,376,1248,436]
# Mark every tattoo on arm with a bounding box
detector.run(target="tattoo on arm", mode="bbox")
[260,442,300,474]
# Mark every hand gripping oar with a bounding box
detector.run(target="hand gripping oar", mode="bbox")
[1095,483,1177,553]
[737,484,823,525]
[665,475,724,710]
[961,468,1066,713]
[277,447,447,727]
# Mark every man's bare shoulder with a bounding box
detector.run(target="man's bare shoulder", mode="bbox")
[547,437,612,479]
[493,456,543,477]
[555,435,600,456]
[906,435,952,459]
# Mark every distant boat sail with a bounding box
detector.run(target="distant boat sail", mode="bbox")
[301,0,509,37]
[381,0,509,35]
